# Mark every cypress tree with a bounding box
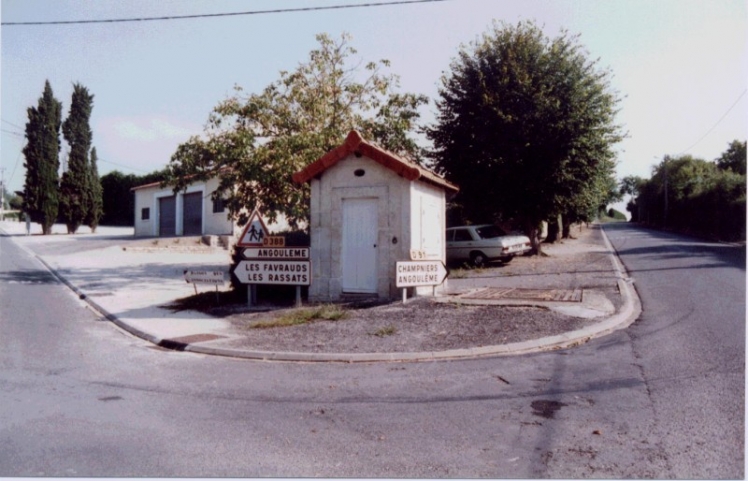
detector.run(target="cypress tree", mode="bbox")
[22,80,62,235]
[60,83,94,234]
[85,146,103,232]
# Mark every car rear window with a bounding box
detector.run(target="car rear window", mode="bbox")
[453,229,473,241]
[475,225,506,239]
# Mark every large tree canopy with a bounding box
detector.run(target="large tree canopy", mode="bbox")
[22,80,62,235]
[428,21,623,249]
[60,83,94,234]
[166,33,427,228]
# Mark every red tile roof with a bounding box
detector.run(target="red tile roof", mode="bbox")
[292,130,459,193]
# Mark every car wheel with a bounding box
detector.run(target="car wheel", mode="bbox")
[470,251,486,267]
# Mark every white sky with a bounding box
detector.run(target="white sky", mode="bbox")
[2,0,746,203]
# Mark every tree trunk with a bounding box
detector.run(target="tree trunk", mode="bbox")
[546,214,563,243]
[525,220,543,256]
[561,214,572,239]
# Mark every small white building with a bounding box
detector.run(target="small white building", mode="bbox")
[132,177,235,238]
[293,130,459,301]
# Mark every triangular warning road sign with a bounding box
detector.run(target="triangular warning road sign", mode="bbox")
[237,209,269,247]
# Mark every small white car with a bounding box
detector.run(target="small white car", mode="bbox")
[446,224,532,267]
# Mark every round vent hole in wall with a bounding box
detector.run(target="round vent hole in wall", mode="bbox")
[354,169,366,177]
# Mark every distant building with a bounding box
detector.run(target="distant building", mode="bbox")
[131,177,235,238]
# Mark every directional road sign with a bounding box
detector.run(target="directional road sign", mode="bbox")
[242,247,309,260]
[234,260,311,285]
[395,261,448,287]
[184,270,225,285]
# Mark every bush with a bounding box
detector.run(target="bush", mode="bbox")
[607,208,627,220]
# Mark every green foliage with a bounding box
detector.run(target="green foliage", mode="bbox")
[716,140,746,175]
[606,208,627,220]
[373,325,397,337]
[427,21,623,251]
[6,190,23,211]
[166,32,428,228]
[633,146,746,240]
[85,147,104,232]
[59,83,94,234]
[251,304,348,329]
[22,80,62,235]
[2,183,19,211]
[100,168,169,226]
[619,175,646,221]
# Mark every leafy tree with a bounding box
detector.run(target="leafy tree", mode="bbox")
[8,192,23,211]
[716,140,746,175]
[427,21,623,253]
[619,175,645,197]
[166,33,427,228]
[3,186,21,211]
[22,80,62,235]
[100,168,170,226]
[100,171,137,226]
[85,146,103,232]
[563,156,621,234]
[59,83,94,234]
[619,175,645,221]
[634,153,745,240]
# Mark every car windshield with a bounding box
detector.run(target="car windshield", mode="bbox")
[475,225,506,239]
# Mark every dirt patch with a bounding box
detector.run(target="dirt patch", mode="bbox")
[165,224,620,355]
[210,297,593,354]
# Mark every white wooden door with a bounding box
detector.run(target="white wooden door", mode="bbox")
[342,198,378,293]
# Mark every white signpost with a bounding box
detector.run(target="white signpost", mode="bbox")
[395,260,448,303]
[233,210,311,307]
[183,270,225,298]
[184,270,225,285]
[234,260,312,286]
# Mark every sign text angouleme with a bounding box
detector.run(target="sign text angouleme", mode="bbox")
[395,261,448,287]
[242,247,309,260]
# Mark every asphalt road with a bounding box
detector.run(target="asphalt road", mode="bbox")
[0,223,743,477]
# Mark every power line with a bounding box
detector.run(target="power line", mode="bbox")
[1,129,24,138]
[676,88,747,156]
[2,119,25,130]
[2,0,449,26]
[8,151,23,190]
[96,157,152,173]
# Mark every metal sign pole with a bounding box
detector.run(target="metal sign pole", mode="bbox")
[295,285,302,308]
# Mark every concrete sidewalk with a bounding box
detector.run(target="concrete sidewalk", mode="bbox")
[1,220,641,362]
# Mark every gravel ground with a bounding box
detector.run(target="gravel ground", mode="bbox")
[215,299,592,353]
[205,223,623,354]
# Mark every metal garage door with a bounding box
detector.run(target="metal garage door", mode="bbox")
[182,192,203,236]
[158,196,176,237]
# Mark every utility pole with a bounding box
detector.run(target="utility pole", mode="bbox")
[663,158,668,228]
[0,167,5,222]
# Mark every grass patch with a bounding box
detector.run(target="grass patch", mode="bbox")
[372,325,397,337]
[251,304,348,329]
[449,268,468,279]
[163,289,242,312]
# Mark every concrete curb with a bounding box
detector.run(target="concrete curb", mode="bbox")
[3,225,642,363]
